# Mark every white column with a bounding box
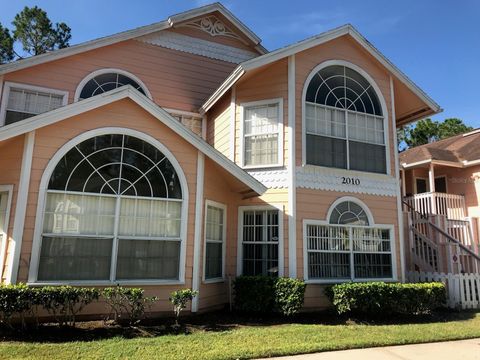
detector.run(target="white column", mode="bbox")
[429,163,436,214]
[229,86,236,161]
[401,169,406,197]
[390,77,406,283]
[191,151,204,312]
[6,131,35,284]
[287,55,297,278]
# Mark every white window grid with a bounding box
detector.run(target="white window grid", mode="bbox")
[171,114,203,136]
[305,223,393,281]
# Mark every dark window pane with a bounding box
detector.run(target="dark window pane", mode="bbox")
[5,111,33,125]
[116,240,180,280]
[243,243,278,276]
[38,236,112,281]
[349,141,386,173]
[354,253,392,278]
[205,242,223,279]
[79,73,146,100]
[308,252,350,279]
[306,134,347,169]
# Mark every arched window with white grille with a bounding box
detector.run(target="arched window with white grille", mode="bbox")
[74,69,151,101]
[36,132,185,282]
[305,198,395,281]
[304,63,387,173]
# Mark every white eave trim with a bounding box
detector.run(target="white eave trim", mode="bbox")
[0,3,265,76]
[201,24,441,115]
[0,85,267,196]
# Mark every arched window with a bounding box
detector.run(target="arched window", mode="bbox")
[37,134,184,282]
[75,70,150,101]
[304,64,387,173]
[305,198,394,281]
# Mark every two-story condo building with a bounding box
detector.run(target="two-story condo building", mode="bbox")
[0,3,441,314]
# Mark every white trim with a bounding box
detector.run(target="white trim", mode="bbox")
[138,31,257,64]
[0,185,13,281]
[247,169,289,189]
[239,98,284,169]
[229,86,236,161]
[302,199,398,284]
[191,152,204,312]
[201,24,441,116]
[163,107,202,118]
[0,86,267,196]
[27,127,189,285]
[6,131,35,284]
[0,3,264,77]
[296,165,398,197]
[300,60,391,176]
[287,55,297,278]
[73,68,152,102]
[203,200,227,284]
[237,204,284,277]
[1,82,69,127]
[390,76,405,282]
[325,196,375,226]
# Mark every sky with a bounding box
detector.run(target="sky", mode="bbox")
[0,0,479,127]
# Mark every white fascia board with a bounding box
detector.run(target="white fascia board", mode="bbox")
[0,85,267,196]
[202,24,442,115]
[200,66,245,113]
[0,22,170,76]
[168,2,263,47]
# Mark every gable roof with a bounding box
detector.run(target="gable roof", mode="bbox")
[400,129,480,168]
[200,24,441,121]
[0,2,266,76]
[0,85,267,196]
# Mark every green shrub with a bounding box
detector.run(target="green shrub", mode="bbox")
[326,282,446,315]
[0,283,38,328]
[38,286,100,327]
[102,286,158,324]
[169,289,198,326]
[233,276,306,316]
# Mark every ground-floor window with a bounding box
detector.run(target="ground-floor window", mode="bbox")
[240,208,280,276]
[304,199,394,281]
[36,133,185,283]
[204,201,226,281]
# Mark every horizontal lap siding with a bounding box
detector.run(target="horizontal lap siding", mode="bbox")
[0,137,24,281]
[235,60,289,166]
[207,91,231,157]
[17,99,199,313]
[4,39,237,113]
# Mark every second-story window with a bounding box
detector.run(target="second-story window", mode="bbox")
[241,99,283,168]
[305,65,386,174]
[1,83,67,126]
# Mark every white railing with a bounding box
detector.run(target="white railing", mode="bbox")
[408,271,480,309]
[404,192,466,220]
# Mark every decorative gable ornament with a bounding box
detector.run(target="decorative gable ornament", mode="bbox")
[180,16,243,41]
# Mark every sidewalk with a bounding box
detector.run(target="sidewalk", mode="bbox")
[264,338,480,359]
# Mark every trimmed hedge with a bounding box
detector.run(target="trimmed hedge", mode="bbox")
[326,282,446,315]
[233,276,306,316]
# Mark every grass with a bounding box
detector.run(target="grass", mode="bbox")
[0,311,479,359]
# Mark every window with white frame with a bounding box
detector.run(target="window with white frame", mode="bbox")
[1,83,67,126]
[204,202,226,281]
[242,100,282,167]
[170,113,203,137]
[241,209,279,276]
[305,200,393,281]
[37,134,184,282]
[77,72,147,100]
[305,65,386,173]
[0,191,8,267]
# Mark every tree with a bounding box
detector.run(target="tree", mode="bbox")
[12,6,71,57]
[399,117,473,150]
[0,23,14,64]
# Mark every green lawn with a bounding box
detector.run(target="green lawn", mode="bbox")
[1,312,480,360]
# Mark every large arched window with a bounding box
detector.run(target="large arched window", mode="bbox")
[37,133,184,282]
[75,69,150,101]
[305,198,394,281]
[304,63,387,173]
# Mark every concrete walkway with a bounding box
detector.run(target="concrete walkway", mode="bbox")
[264,338,480,359]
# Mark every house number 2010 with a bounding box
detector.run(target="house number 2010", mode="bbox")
[341,177,360,186]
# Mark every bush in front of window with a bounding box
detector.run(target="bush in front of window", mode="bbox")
[169,289,198,327]
[233,276,306,316]
[326,282,446,316]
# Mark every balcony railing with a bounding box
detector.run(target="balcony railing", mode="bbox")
[404,192,466,220]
